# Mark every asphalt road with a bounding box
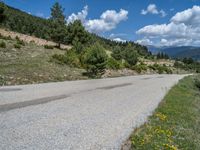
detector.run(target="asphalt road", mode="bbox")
[0,74,186,150]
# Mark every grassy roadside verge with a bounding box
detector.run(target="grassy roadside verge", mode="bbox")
[123,75,200,150]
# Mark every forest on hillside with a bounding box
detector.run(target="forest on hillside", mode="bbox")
[0,2,155,76]
[0,2,149,55]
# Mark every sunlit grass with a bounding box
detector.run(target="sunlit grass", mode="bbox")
[130,75,200,150]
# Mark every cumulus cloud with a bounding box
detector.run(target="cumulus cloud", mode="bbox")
[137,5,200,46]
[136,38,153,45]
[141,4,167,17]
[100,9,128,24]
[113,38,126,43]
[67,6,128,33]
[67,5,88,23]
[171,5,200,26]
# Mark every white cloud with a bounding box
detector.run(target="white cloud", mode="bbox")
[109,33,127,38]
[137,5,200,46]
[100,9,128,24]
[67,5,88,23]
[136,38,153,45]
[85,19,115,33]
[171,5,200,26]
[36,12,44,18]
[113,38,126,43]
[142,4,159,15]
[160,10,167,17]
[67,6,128,33]
[141,4,167,17]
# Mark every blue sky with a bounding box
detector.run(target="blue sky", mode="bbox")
[3,0,200,46]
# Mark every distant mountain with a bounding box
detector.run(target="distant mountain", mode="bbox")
[173,48,200,60]
[146,45,161,54]
[162,46,199,57]
[147,45,200,60]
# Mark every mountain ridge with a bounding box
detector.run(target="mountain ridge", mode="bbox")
[147,45,200,60]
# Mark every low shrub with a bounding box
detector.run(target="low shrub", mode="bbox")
[64,49,81,67]
[14,44,21,49]
[194,77,200,90]
[44,45,54,49]
[51,54,66,64]
[149,64,172,74]
[16,40,25,46]
[0,34,12,40]
[16,36,25,46]
[51,49,80,67]
[124,50,138,66]
[30,40,35,44]
[124,61,131,68]
[133,64,148,73]
[107,57,121,70]
[0,41,6,48]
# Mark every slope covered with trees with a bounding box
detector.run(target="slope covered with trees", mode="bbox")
[0,2,150,55]
[0,2,176,79]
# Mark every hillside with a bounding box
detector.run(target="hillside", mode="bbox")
[0,2,184,85]
[0,2,149,57]
[174,48,200,60]
[148,45,200,60]
[162,46,200,58]
[0,3,52,40]
[0,28,71,49]
[0,36,87,85]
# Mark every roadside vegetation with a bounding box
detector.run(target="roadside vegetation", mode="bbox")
[124,75,200,150]
[174,57,200,73]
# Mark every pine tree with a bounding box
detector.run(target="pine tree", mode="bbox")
[50,2,67,48]
[50,2,65,24]
[83,43,108,77]
[0,2,6,23]
[67,20,90,47]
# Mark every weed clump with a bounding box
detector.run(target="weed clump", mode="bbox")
[44,45,54,49]
[14,44,21,49]
[0,41,6,48]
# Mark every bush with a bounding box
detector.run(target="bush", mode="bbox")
[194,77,200,90]
[14,44,21,49]
[107,57,121,70]
[64,49,80,67]
[133,64,148,73]
[149,64,172,74]
[51,49,80,67]
[0,41,6,48]
[123,61,131,68]
[51,54,66,64]
[44,45,54,49]
[17,40,25,46]
[0,34,12,40]
[111,46,123,61]
[123,48,138,66]
[16,36,25,46]
[83,43,108,77]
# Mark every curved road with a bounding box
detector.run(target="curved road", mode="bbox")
[0,74,186,150]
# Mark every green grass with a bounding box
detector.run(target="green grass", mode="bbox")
[129,75,200,150]
[0,37,87,86]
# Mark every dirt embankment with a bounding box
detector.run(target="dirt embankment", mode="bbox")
[0,28,71,49]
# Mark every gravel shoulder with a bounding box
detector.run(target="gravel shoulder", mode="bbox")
[0,74,186,150]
